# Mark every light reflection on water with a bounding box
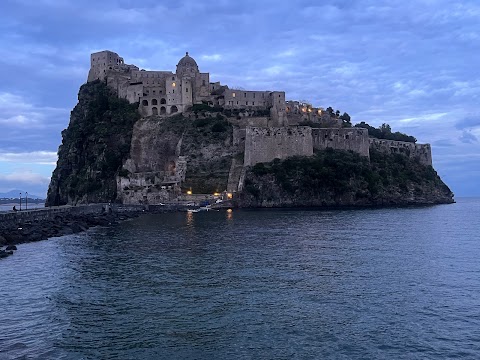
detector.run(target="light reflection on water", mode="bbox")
[1,199,480,359]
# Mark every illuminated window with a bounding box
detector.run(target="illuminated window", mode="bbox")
[232,92,236,97]
[172,82,176,87]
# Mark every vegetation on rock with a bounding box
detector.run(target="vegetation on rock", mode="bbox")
[355,122,417,143]
[241,148,453,207]
[46,80,140,206]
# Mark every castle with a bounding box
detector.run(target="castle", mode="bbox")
[87,50,432,204]
[88,50,287,126]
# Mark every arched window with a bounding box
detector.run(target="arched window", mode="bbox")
[142,100,148,106]
[152,107,158,115]
[170,105,178,114]
[160,106,166,115]
[152,99,158,105]
[160,98,166,104]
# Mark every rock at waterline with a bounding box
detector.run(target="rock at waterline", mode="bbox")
[5,245,17,251]
[0,250,13,259]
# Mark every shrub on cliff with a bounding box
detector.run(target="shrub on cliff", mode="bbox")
[243,148,453,206]
[46,80,140,206]
[355,122,417,143]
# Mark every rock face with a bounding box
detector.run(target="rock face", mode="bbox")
[117,112,242,203]
[46,80,140,206]
[239,148,454,207]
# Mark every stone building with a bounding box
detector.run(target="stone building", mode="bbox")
[87,50,287,124]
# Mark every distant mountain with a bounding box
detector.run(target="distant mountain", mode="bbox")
[0,190,45,200]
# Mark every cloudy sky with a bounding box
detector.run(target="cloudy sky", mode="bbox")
[0,0,479,197]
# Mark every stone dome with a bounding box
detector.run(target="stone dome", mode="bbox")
[177,52,198,71]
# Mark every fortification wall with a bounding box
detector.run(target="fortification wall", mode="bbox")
[244,126,313,166]
[370,139,432,166]
[312,128,370,157]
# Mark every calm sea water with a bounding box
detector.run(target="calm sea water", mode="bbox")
[0,203,45,212]
[1,199,479,359]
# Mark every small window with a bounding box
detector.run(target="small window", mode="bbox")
[252,102,255,105]
[172,77,175,80]
[232,92,236,97]
[246,101,248,105]
[202,80,206,86]
[186,88,188,92]
[172,82,176,87]
[237,101,239,105]
[173,89,175,94]
[253,93,256,98]
[244,93,247,98]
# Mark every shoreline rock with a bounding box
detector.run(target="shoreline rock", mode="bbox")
[0,210,142,259]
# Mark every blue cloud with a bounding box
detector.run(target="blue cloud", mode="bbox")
[456,115,480,130]
[1,0,480,196]
[459,131,478,144]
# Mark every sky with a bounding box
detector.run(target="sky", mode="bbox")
[0,0,479,197]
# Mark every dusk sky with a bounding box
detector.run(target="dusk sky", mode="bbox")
[0,0,479,197]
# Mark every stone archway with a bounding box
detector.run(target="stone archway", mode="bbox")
[170,105,178,114]
[160,98,166,104]
[160,106,166,115]
[142,99,148,106]
[152,99,158,105]
[152,107,158,115]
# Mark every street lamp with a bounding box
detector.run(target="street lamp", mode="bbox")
[26,192,28,210]
[19,192,22,211]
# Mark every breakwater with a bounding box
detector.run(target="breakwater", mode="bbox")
[0,204,146,259]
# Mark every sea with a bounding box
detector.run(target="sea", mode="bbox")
[0,203,45,212]
[0,198,479,359]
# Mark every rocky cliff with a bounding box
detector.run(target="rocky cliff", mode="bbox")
[46,81,140,206]
[47,82,453,208]
[239,148,454,207]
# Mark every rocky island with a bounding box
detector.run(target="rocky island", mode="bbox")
[46,50,453,208]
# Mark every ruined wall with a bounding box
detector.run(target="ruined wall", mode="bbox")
[312,128,370,157]
[370,139,432,166]
[244,127,313,166]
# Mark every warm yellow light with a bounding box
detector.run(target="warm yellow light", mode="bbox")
[187,190,192,195]
[318,109,322,115]
[227,209,233,213]
[308,108,312,112]
[213,192,220,196]
[172,82,176,87]
[232,92,236,97]
[302,107,306,112]
[227,193,233,199]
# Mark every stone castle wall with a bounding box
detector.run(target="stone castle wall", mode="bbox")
[244,127,313,166]
[312,128,370,157]
[370,138,432,166]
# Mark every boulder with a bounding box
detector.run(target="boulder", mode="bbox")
[0,235,7,246]
[5,245,17,251]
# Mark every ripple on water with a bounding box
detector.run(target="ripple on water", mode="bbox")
[1,199,480,359]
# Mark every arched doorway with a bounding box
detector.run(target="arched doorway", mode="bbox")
[160,98,166,104]
[152,99,158,105]
[152,107,158,115]
[160,106,166,115]
[170,105,178,114]
[142,99,148,106]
